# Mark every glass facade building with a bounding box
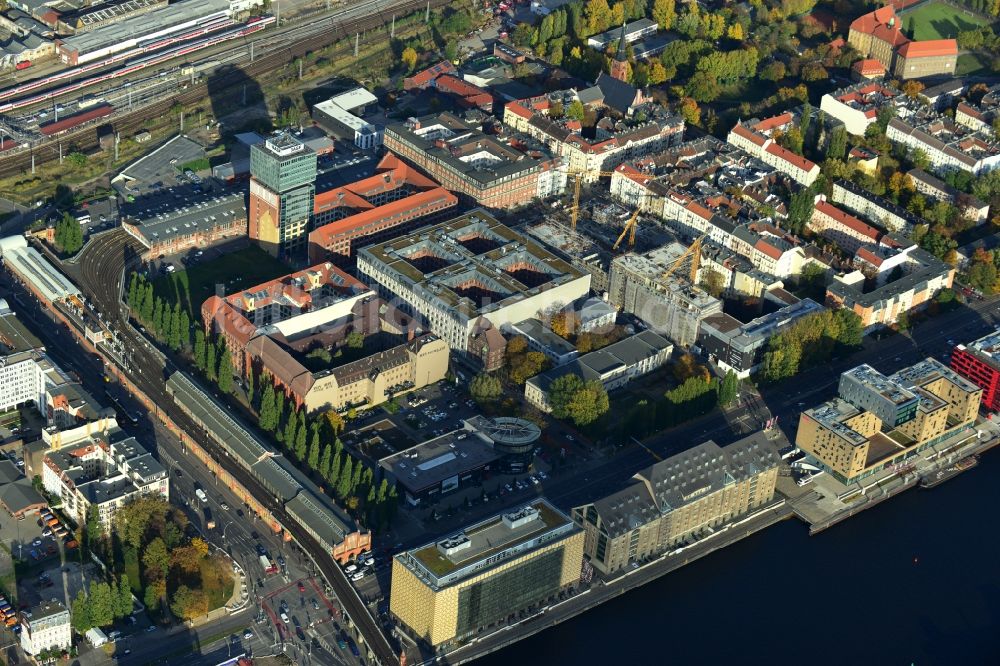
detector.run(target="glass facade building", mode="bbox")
[249,133,317,257]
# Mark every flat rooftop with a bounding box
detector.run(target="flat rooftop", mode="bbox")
[400,499,576,587]
[126,192,246,245]
[358,210,585,319]
[957,328,1000,371]
[0,307,43,355]
[379,428,499,494]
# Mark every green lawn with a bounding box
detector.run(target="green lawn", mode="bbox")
[152,245,291,320]
[957,51,989,75]
[903,1,989,40]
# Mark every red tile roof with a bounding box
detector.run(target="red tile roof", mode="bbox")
[856,246,885,267]
[814,200,880,240]
[765,143,817,174]
[731,124,766,146]
[309,187,457,248]
[754,112,793,132]
[754,239,784,260]
[506,102,532,120]
[403,61,457,89]
[897,39,957,58]
[852,59,887,76]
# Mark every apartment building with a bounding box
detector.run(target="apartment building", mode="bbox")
[390,500,583,647]
[503,100,684,179]
[383,113,565,209]
[357,211,591,359]
[831,179,920,235]
[819,81,898,136]
[42,430,169,532]
[524,330,672,411]
[886,116,1000,176]
[727,113,820,185]
[907,168,990,224]
[19,601,70,657]
[797,359,981,484]
[826,245,954,330]
[572,432,780,574]
[810,199,887,254]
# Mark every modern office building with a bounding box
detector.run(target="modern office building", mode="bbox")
[796,359,981,484]
[42,429,169,532]
[19,600,70,656]
[465,416,541,474]
[312,88,383,149]
[357,211,591,358]
[248,132,318,257]
[571,432,780,574]
[390,500,584,647]
[525,330,672,411]
[838,364,919,427]
[950,329,1000,413]
[378,429,500,505]
[697,298,824,378]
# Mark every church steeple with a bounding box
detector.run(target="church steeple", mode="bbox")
[610,22,629,81]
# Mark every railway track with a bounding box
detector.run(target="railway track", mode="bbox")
[0,0,449,181]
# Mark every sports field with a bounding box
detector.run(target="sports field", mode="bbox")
[903,1,990,40]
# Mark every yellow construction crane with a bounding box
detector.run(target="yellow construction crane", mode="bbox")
[565,170,618,231]
[612,208,641,251]
[661,234,706,284]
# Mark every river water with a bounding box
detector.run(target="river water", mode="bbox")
[478,454,1000,666]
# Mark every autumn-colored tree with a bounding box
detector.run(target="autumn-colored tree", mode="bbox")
[651,0,676,30]
[727,22,744,40]
[902,80,924,99]
[550,311,579,339]
[506,335,528,356]
[401,47,418,72]
[678,97,700,126]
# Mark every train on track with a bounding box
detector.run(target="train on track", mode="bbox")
[0,15,274,114]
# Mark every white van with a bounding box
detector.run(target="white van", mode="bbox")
[344,564,357,574]
[350,571,365,581]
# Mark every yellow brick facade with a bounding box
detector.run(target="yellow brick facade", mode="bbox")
[390,531,584,647]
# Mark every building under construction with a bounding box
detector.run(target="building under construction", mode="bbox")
[608,244,722,348]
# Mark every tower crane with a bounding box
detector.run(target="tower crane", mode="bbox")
[661,233,707,285]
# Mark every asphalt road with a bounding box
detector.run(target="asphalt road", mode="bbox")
[53,233,397,664]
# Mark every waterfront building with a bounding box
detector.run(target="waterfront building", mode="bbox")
[796,359,981,484]
[950,328,1000,413]
[248,132,318,257]
[390,499,584,647]
[571,432,780,574]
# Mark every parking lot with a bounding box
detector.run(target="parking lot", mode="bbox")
[17,560,95,610]
[112,135,207,197]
